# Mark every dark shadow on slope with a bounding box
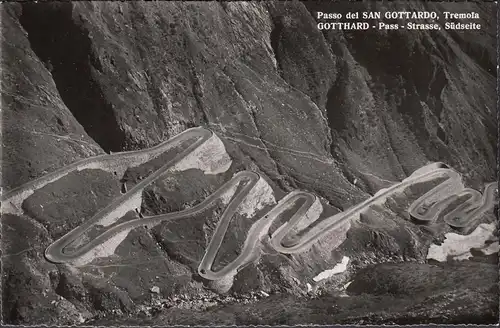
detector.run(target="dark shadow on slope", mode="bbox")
[324,61,349,134]
[19,2,127,153]
[269,16,285,78]
[446,29,496,76]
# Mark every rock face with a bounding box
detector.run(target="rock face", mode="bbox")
[1,1,497,325]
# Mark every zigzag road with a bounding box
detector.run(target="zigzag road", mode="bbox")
[1,128,497,283]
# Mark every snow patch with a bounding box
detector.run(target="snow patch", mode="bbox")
[427,223,499,262]
[236,177,276,218]
[99,192,143,227]
[219,180,240,205]
[170,133,232,175]
[312,256,350,282]
[72,230,130,267]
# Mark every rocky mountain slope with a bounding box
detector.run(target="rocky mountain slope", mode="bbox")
[1,1,497,325]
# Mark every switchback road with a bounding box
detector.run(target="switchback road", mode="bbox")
[1,128,496,282]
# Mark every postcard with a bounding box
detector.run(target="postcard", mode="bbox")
[1,1,497,325]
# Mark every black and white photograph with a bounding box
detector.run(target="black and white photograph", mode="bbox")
[1,1,498,326]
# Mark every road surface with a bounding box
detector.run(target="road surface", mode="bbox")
[1,128,496,281]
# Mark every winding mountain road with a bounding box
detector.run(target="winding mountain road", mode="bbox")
[1,128,496,282]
